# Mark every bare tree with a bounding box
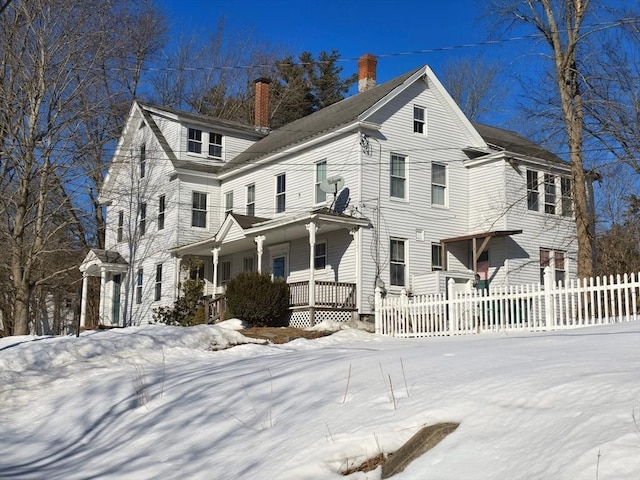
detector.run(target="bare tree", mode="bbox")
[489,0,637,279]
[0,0,166,335]
[441,57,505,121]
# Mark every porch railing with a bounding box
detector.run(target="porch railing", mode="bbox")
[376,269,639,337]
[289,281,357,310]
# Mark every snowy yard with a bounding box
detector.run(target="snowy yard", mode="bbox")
[1,320,639,479]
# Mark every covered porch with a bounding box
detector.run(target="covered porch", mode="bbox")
[172,208,370,327]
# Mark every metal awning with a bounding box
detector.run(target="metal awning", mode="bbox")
[440,230,523,274]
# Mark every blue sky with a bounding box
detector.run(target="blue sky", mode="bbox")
[156,0,519,86]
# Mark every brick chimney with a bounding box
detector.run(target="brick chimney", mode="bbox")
[254,78,271,132]
[358,54,377,93]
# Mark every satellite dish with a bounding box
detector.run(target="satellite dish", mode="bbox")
[319,175,345,194]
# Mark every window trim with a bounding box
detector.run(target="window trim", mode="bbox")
[390,238,406,287]
[139,203,147,236]
[431,162,447,207]
[413,105,426,135]
[187,127,202,154]
[136,268,143,305]
[246,184,255,217]
[154,264,162,302]
[527,170,540,212]
[544,173,556,214]
[117,210,124,243]
[140,144,146,178]
[208,132,223,158]
[158,195,165,230]
[390,153,406,200]
[275,173,286,214]
[224,191,233,217]
[315,160,327,204]
[431,242,444,271]
[191,191,207,228]
[314,241,327,270]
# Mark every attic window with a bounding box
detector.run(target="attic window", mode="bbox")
[188,128,202,154]
[413,106,426,135]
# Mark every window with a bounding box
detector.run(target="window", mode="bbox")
[390,154,406,199]
[224,191,233,217]
[431,163,446,206]
[209,132,222,158]
[192,191,207,228]
[390,239,406,287]
[540,248,566,284]
[246,184,255,216]
[275,173,286,213]
[544,174,556,214]
[314,242,327,269]
[431,243,443,271]
[140,145,146,178]
[219,260,231,286]
[187,128,202,154]
[190,263,204,280]
[243,256,255,272]
[527,170,539,211]
[158,195,165,230]
[139,203,146,236]
[272,255,286,279]
[413,106,426,134]
[117,211,123,242]
[136,269,143,304]
[315,160,327,204]
[154,264,162,301]
[561,177,572,217]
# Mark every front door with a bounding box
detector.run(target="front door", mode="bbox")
[272,255,286,279]
[112,274,121,326]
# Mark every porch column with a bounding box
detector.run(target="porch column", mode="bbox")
[349,227,361,313]
[212,247,220,294]
[306,222,317,325]
[175,256,182,300]
[80,273,89,328]
[255,235,265,273]
[99,268,108,325]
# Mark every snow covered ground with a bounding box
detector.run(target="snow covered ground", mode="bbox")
[1,320,639,480]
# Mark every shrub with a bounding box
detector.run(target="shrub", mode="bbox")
[225,272,290,327]
[153,257,206,327]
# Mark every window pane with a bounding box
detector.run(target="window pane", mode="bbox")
[527,170,539,211]
[432,243,442,270]
[315,161,327,203]
[273,256,285,278]
[390,155,406,199]
[432,185,445,205]
[391,177,405,198]
[432,164,446,184]
[209,132,222,158]
[314,242,327,269]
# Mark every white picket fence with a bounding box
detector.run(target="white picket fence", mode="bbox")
[375,268,640,337]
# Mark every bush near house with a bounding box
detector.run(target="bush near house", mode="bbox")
[225,272,290,327]
[153,277,206,326]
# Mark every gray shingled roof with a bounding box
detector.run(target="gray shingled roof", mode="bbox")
[228,212,270,229]
[220,67,422,173]
[472,122,567,165]
[90,249,128,265]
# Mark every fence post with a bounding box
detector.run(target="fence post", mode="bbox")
[447,278,456,334]
[400,288,409,335]
[543,266,555,329]
[374,286,382,334]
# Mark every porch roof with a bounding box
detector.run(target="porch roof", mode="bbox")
[440,229,523,244]
[80,248,129,276]
[170,208,371,257]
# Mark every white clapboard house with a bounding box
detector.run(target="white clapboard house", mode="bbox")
[80,54,585,328]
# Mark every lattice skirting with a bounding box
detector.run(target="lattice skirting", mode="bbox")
[287,310,354,328]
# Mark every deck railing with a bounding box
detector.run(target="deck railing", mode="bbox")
[376,269,639,337]
[289,281,357,310]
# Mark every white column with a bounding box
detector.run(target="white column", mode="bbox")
[175,256,182,300]
[349,227,361,313]
[212,247,220,294]
[99,268,108,325]
[306,222,317,325]
[80,273,89,328]
[254,235,265,273]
